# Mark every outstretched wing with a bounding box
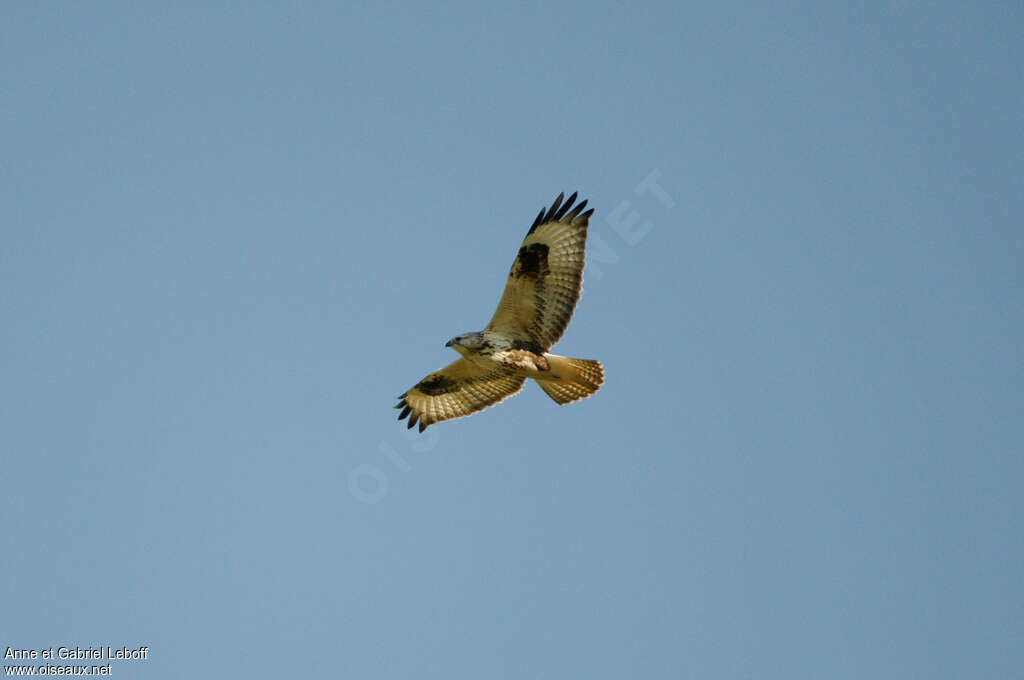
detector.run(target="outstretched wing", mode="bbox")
[486,192,594,351]
[395,358,526,431]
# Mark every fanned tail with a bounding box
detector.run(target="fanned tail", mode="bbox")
[535,355,604,405]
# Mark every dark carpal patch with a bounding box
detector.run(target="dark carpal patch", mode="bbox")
[512,243,549,278]
[415,374,459,395]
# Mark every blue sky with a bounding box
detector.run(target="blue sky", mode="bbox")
[3,2,1022,678]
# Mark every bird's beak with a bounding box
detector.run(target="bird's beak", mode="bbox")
[445,340,453,347]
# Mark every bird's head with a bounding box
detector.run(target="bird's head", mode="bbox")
[445,332,486,355]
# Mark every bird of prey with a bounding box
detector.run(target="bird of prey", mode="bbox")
[396,191,604,432]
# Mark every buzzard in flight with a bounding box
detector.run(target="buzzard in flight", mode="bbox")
[396,192,604,432]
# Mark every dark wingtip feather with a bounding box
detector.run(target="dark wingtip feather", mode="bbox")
[566,199,588,221]
[407,412,419,429]
[529,192,592,233]
[398,405,411,420]
[575,207,595,225]
[528,208,546,234]
[418,421,427,433]
[553,192,578,220]
[543,192,565,222]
